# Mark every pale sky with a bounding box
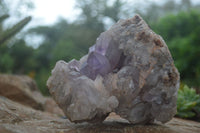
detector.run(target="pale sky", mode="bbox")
[29,0,200,26]
[30,0,80,25]
[4,0,200,27]
[30,0,163,25]
[4,0,199,48]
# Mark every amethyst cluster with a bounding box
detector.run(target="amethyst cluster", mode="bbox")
[47,15,180,124]
[80,32,122,80]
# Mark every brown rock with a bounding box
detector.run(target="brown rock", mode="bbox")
[0,74,64,116]
[0,74,43,110]
[0,96,69,133]
[0,96,200,133]
[0,96,57,123]
[44,97,65,116]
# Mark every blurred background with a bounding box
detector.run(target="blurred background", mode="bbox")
[0,0,200,119]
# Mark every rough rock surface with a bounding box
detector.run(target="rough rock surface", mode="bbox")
[0,74,64,116]
[0,74,43,110]
[0,96,200,133]
[44,97,65,116]
[47,14,180,124]
[0,96,56,123]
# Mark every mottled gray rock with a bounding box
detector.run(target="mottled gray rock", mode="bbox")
[47,14,180,124]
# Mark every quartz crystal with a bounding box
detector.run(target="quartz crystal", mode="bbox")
[47,14,180,124]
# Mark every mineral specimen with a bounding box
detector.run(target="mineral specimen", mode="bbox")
[47,14,180,124]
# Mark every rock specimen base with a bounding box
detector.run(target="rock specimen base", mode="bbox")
[1,96,200,133]
[47,14,180,124]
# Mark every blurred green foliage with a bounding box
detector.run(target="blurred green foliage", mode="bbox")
[152,10,200,87]
[177,85,200,119]
[0,1,32,75]
[0,16,31,45]
[0,46,14,73]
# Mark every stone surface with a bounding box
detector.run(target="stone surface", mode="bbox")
[0,74,64,116]
[47,14,180,124]
[44,97,65,116]
[0,74,43,110]
[0,96,57,123]
[0,97,199,133]
[1,118,200,133]
[0,90,199,133]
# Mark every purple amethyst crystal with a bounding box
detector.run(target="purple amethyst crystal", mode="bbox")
[80,52,111,80]
[81,32,122,80]
[47,14,180,124]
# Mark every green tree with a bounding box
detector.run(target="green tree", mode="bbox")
[0,12,32,74]
[0,15,31,45]
[0,45,14,73]
[0,0,34,87]
[0,0,32,46]
[28,18,102,68]
[9,39,36,74]
[134,0,199,24]
[76,0,128,30]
